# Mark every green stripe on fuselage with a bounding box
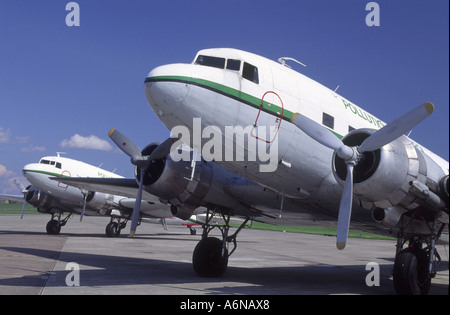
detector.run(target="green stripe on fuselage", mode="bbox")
[145,76,342,139]
[23,169,69,178]
[146,76,292,121]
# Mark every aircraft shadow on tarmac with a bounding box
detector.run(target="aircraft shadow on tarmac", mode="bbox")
[0,245,448,295]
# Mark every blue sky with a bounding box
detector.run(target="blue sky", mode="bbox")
[0,0,448,194]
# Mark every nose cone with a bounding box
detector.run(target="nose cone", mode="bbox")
[144,63,192,119]
[22,163,34,177]
[22,163,38,180]
[22,163,47,187]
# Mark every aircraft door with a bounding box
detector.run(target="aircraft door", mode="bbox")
[251,91,284,143]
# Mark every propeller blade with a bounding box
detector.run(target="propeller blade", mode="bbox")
[147,137,177,161]
[336,163,354,250]
[359,102,434,153]
[20,200,27,219]
[109,128,142,158]
[129,168,144,237]
[80,194,87,222]
[291,113,354,160]
[15,180,28,219]
[14,179,26,192]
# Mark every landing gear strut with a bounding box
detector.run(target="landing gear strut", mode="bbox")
[192,208,249,277]
[393,214,445,295]
[46,213,71,235]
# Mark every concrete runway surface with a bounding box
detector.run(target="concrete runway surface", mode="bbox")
[0,214,448,295]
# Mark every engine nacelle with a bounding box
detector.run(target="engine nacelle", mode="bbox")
[333,129,446,212]
[85,191,115,211]
[136,143,213,219]
[25,186,61,212]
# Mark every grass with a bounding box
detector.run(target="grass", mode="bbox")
[0,203,39,215]
[0,203,394,240]
[244,221,395,240]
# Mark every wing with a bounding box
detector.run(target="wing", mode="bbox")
[0,194,25,203]
[49,177,159,203]
[223,177,397,239]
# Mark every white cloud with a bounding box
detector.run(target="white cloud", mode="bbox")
[20,145,47,153]
[0,127,30,144]
[0,164,15,178]
[0,127,11,143]
[59,134,113,151]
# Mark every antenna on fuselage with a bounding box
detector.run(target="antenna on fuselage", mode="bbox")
[278,57,306,69]
[56,152,67,157]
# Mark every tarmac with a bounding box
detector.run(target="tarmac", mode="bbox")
[0,214,448,295]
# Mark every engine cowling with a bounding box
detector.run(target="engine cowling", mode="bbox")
[332,128,445,213]
[25,186,62,213]
[136,143,213,219]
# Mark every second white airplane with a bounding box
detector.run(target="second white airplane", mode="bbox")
[0,153,198,236]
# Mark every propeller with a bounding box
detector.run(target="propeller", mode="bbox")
[79,189,88,222]
[108,129,176,237]
[14,179,28,219]
[290,102,434,249]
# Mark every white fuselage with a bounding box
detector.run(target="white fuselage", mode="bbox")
[23,156,123,211]
[144,48,449,206]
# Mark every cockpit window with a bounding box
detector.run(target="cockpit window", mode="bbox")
[226,59,241,71]
[243,62,259,84]
[194,55,259,84]
[195,55,226,69]
[39,159,62,169]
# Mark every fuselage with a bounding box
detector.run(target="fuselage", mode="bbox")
[23,155,123,208]
[144,48,449,206]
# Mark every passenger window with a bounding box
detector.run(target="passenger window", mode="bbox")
[226,59,241,71]
[243,62,259,84]
[195,55,226,69]
[322,113,334,129]
[56,163,62,169]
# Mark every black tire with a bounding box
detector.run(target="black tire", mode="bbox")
[192,237,228,277]
[393,248,431,295]
[46,220,61,235]
[105,222,121,238]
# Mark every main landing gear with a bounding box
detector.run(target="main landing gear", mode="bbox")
[46,213,71,235]
[393,214,446,295]
[105,216,128,237]
[192,208,249,277]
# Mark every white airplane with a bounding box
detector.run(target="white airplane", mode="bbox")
[0,153,198,236]
[57,48,448,295]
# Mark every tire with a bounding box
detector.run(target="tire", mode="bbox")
[46,220,61,235]
[105,222,121,238]
[393,248,431,295]
[192,237,228,277]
